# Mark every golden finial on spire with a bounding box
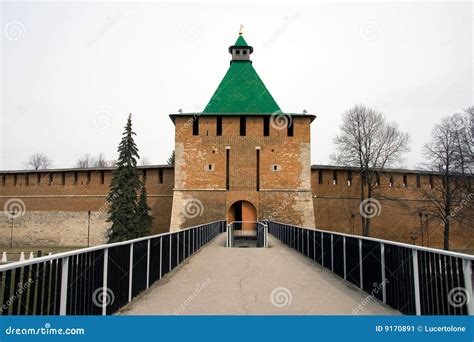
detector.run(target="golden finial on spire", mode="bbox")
[239,24,244,35]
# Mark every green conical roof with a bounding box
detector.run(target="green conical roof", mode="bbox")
[203,35,281,114]
[234,35,248,47]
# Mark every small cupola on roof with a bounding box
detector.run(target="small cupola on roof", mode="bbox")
[202,27,281,114]
[229,27,253,63]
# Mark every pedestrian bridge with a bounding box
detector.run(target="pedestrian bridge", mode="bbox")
[120,234,395,315]
[0,221,472,316]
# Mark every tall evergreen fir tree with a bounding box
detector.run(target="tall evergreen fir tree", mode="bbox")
[107,114,142,243]
[136,184,153,236]
[167,150,175,166]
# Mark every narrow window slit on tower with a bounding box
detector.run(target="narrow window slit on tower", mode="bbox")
[1,174,5,186]
[376,173,380,186]
[263,117,270,136]
[25,174,29,186]
[37,173,41,185]
[158,169,163,184]
[348,171,352,186]
[216,117,222,136]
[287,118,294,137]
[332,170,337,185]
[100,171,104,185]
[86,171,91,184]
[74,172,78,185]
[318,170,323,184]
[403,174,408,187]
[256,149,260,191]
[142,169,147,184]
[62,172,66,185]
[240,117,246,136]
[416,174,421,188]
[429,175,433,188]
[13,174,17,186]
[389,174,394,187]
[49,172,53,185]
[225,149,230,190]
[192,117,199,136]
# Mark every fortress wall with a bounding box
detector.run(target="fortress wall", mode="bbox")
[0,167,174,247]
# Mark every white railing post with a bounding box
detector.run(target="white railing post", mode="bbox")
[169,234,172,271]
[226,224,229,247]
[226,224,233,248]
[321,232,324,266]
[462,259,473,315]
[331,234,334,271]
[146,239,150,289]
[177,233,180,265]
[59,256,69,315]
[188,230,191,258]
[381,243,386,304]
[343,237,346,279]
[159,237,163,279]
[102,249,108,316]
[128,243,133,302]
[412,249,421,315]
[359,239,363,289]
[306,230,309,256]
[313,231,316,262]
[264,224,268,248]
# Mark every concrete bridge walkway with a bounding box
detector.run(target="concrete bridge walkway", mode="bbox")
[120,234,399,315]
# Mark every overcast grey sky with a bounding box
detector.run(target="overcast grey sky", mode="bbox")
[1,1,472,170]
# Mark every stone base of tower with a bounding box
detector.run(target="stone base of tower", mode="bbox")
[170,189,315,231]
[169,190,227,231]
[259,190,315,228]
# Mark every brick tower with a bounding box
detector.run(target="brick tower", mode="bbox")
[169,31,316,231]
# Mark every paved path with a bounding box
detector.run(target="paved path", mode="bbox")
[120,234,399,315]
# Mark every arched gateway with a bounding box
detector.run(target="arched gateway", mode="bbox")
[227,200,257,232]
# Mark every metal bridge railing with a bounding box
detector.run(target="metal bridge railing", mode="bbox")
[0,220,226,316]
[226,221,268,248]
[266,221,474,316]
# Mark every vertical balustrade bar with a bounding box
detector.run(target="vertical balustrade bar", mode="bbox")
[59,257,69,316]
[159,237,163,279]
[146,239,150,289]
[381,243,386,304]
[462,259,473,315]
[188,230,191,257]
[169,235,172,271]
[412,249,421,315]
[307,229,309,257]
[102,249,108,316]
[331,234,334,272]
[128,243,133,302]
[359,239,363,289]
[177,233,180,265]
[321,232,324,266]
[343,237,346,279]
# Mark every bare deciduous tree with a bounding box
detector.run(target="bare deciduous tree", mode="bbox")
[76,153,110,168]
[23,153,53,170]
[331,104,411,236]
[76,154,93,168]
[139,156,152,166]
[93,153,109,167]
[420,109,473,250]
